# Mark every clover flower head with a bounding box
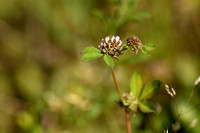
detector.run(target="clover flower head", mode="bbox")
[126,36,145,54]
[98,36,125,60]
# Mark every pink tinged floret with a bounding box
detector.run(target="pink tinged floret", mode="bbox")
[101,42,104,47]
[103,42,106,47]
[118,40,122,46]
[98,36,125,60]
[108,42,111,48]
[111,36,115,43]
[105,37,109,43]
[119,46,124,51]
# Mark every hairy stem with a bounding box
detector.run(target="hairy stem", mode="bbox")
[125,108,132,133]
[111,68,123,102]
[111,68,132,133]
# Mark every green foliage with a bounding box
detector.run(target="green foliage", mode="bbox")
[82,53,103,61]
[125,11,151,22]
[125,72,161,113]
[139,102,154,113]
[92,9,106,24]
[141,48,148,55]
[140,80,161,100]
[16,111,34,130]
[145,43,155,51]
[82,47,103,61]
[141,43,155,55]
[15,63,45,101]
[104,55,115,68]
[82,46,101,54]
[1,0,199,132]
[93,0,151,34]
[130,72,143,97]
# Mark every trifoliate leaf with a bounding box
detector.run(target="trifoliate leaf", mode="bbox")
[145,43,155,51]
[82,46,101,54]
[130,72,143,97]
[139,102,154,113]
[140,80,161,100]
[82,53,103,61]
[104,55,114,68]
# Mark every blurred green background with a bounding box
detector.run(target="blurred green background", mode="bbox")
[0,0,200,133]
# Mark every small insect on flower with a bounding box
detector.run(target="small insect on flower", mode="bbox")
[98,36,126,60]
[126,36,145,54]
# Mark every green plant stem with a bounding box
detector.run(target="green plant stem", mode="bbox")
[111,68,123,102]
[181,87,195,114]
[125,108,132,133]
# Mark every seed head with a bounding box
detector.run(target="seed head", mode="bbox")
[98,36,125,60]
[194,76,200,87]
[165,84,176,98]
[126,36,144,54]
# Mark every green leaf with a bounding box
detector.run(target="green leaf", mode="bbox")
[104,55,114,68]
[140,80,161,100]
[82,53,103,61]
[141,48,148,54]
[82,46,101,54]
[126,11,151,22]
[130,72,143,97]
[139,102,154,113]
[145,43,155,51]
[134,11,152,18]
[128,0,137,10]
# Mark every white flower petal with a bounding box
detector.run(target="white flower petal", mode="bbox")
[105,37,109,43]
[116,36,120,42]
[111,36,115,42]
[194,76,200,86]
[118,40,122,46]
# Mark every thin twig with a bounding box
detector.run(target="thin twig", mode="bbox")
[172,98,180,119]
[147,115,155,133]
[181,103,200,116]
[111,68,132,133]
[180,87,195,116]
[125,108,132,133]
[111,68,123,102]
